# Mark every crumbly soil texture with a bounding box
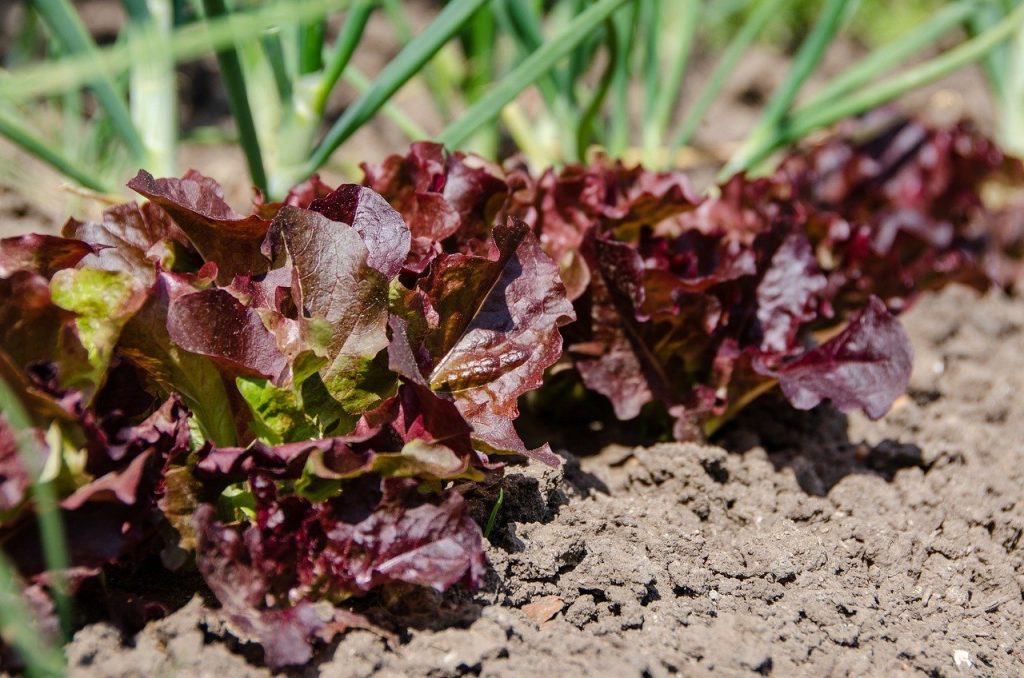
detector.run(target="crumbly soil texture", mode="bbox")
[58,285,1024,677]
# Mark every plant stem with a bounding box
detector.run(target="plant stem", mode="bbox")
[998,18,1024,156]
[743,1,1024,174]
[606,1,639,157]
[669,0,784,154]
[298,17,326,74]
[577,18,617,155]
[642,0,699,167]
[483,487,504,539]
[501,102,552,168]
[504,0,582,160]
[31,0,147,162]
[463,6,499,158]
[342,66,429,141]
[260,30,294,104]
[808,0,977,106]
[200,0,268,194]
[0,554,65,677]
[0,375,72,644]
[128,0,178,176]
[640,0,661,134]
[492,0,560,113]
[381,0,455,120]
[315,0,375,116]
[308,0,489,175]
[437,0,631,150]
[270,0,373,196]
[566,0,591,106]
[721,0,849,178]
[968,3,1010,102]
[2,0,349,104]
[61,89,82,159]
[504,0,574,103]
[0,106,114,193]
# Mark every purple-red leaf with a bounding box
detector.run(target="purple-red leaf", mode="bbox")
[62,202,194,284]
[755,232,827,353]
[414,218,574,462]
[193,503,375,669]
[0,271,91,390]
[309,184,411,279]
[193,475,483,667]
[423,219,574,407]
[767,296,912,419]
[195,437,370,483]
[0,234,98,278]
[2,397,191,578]
[276,205,393,412]
[166,288,289,383]
[128,170,271,283]
[117,271,237,446]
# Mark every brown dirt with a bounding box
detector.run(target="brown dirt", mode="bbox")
[61,285,1024,677]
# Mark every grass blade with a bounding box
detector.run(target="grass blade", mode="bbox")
[807,0,977,106]
[1,0,350,104]
[260,30,294,104]
[968,3,1010,101]
[744,2,1024,173]
[566,0,591,105]
[0,553,65,677]
[463,6,499,158]
[298,17,327,74]
[0,106,115,193]
[342,65,429,141]
[642,0,699,166]
[200,0,268,194]
[121,0,151,21]
[577,18,617,155]
[504,0,573,106]
[0,375,72,643]
[640,0,661,134]
[308,0,489,174]
[483,487,504,539]
[669,0,784,154]
[32,0,147,162]
[491,0,561,112]
[606,1,639,157]
[60,89,83,159]
[1000,17,1024,155]
[721,0,849,178]
[436,0,631,150]
[381,0,457,120]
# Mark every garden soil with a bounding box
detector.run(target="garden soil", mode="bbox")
[58,284,1024,676]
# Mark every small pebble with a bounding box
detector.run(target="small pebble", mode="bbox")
[953,649,973,669]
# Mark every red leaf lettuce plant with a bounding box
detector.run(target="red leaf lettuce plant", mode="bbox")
[0,113,1021,667]
[369,112,1022,438]
[0,168,573,667]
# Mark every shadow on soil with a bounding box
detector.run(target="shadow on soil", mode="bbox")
[520,387,926,497]
[715,395,926,496]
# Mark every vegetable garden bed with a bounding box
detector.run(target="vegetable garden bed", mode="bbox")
[3,1,1024,675]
